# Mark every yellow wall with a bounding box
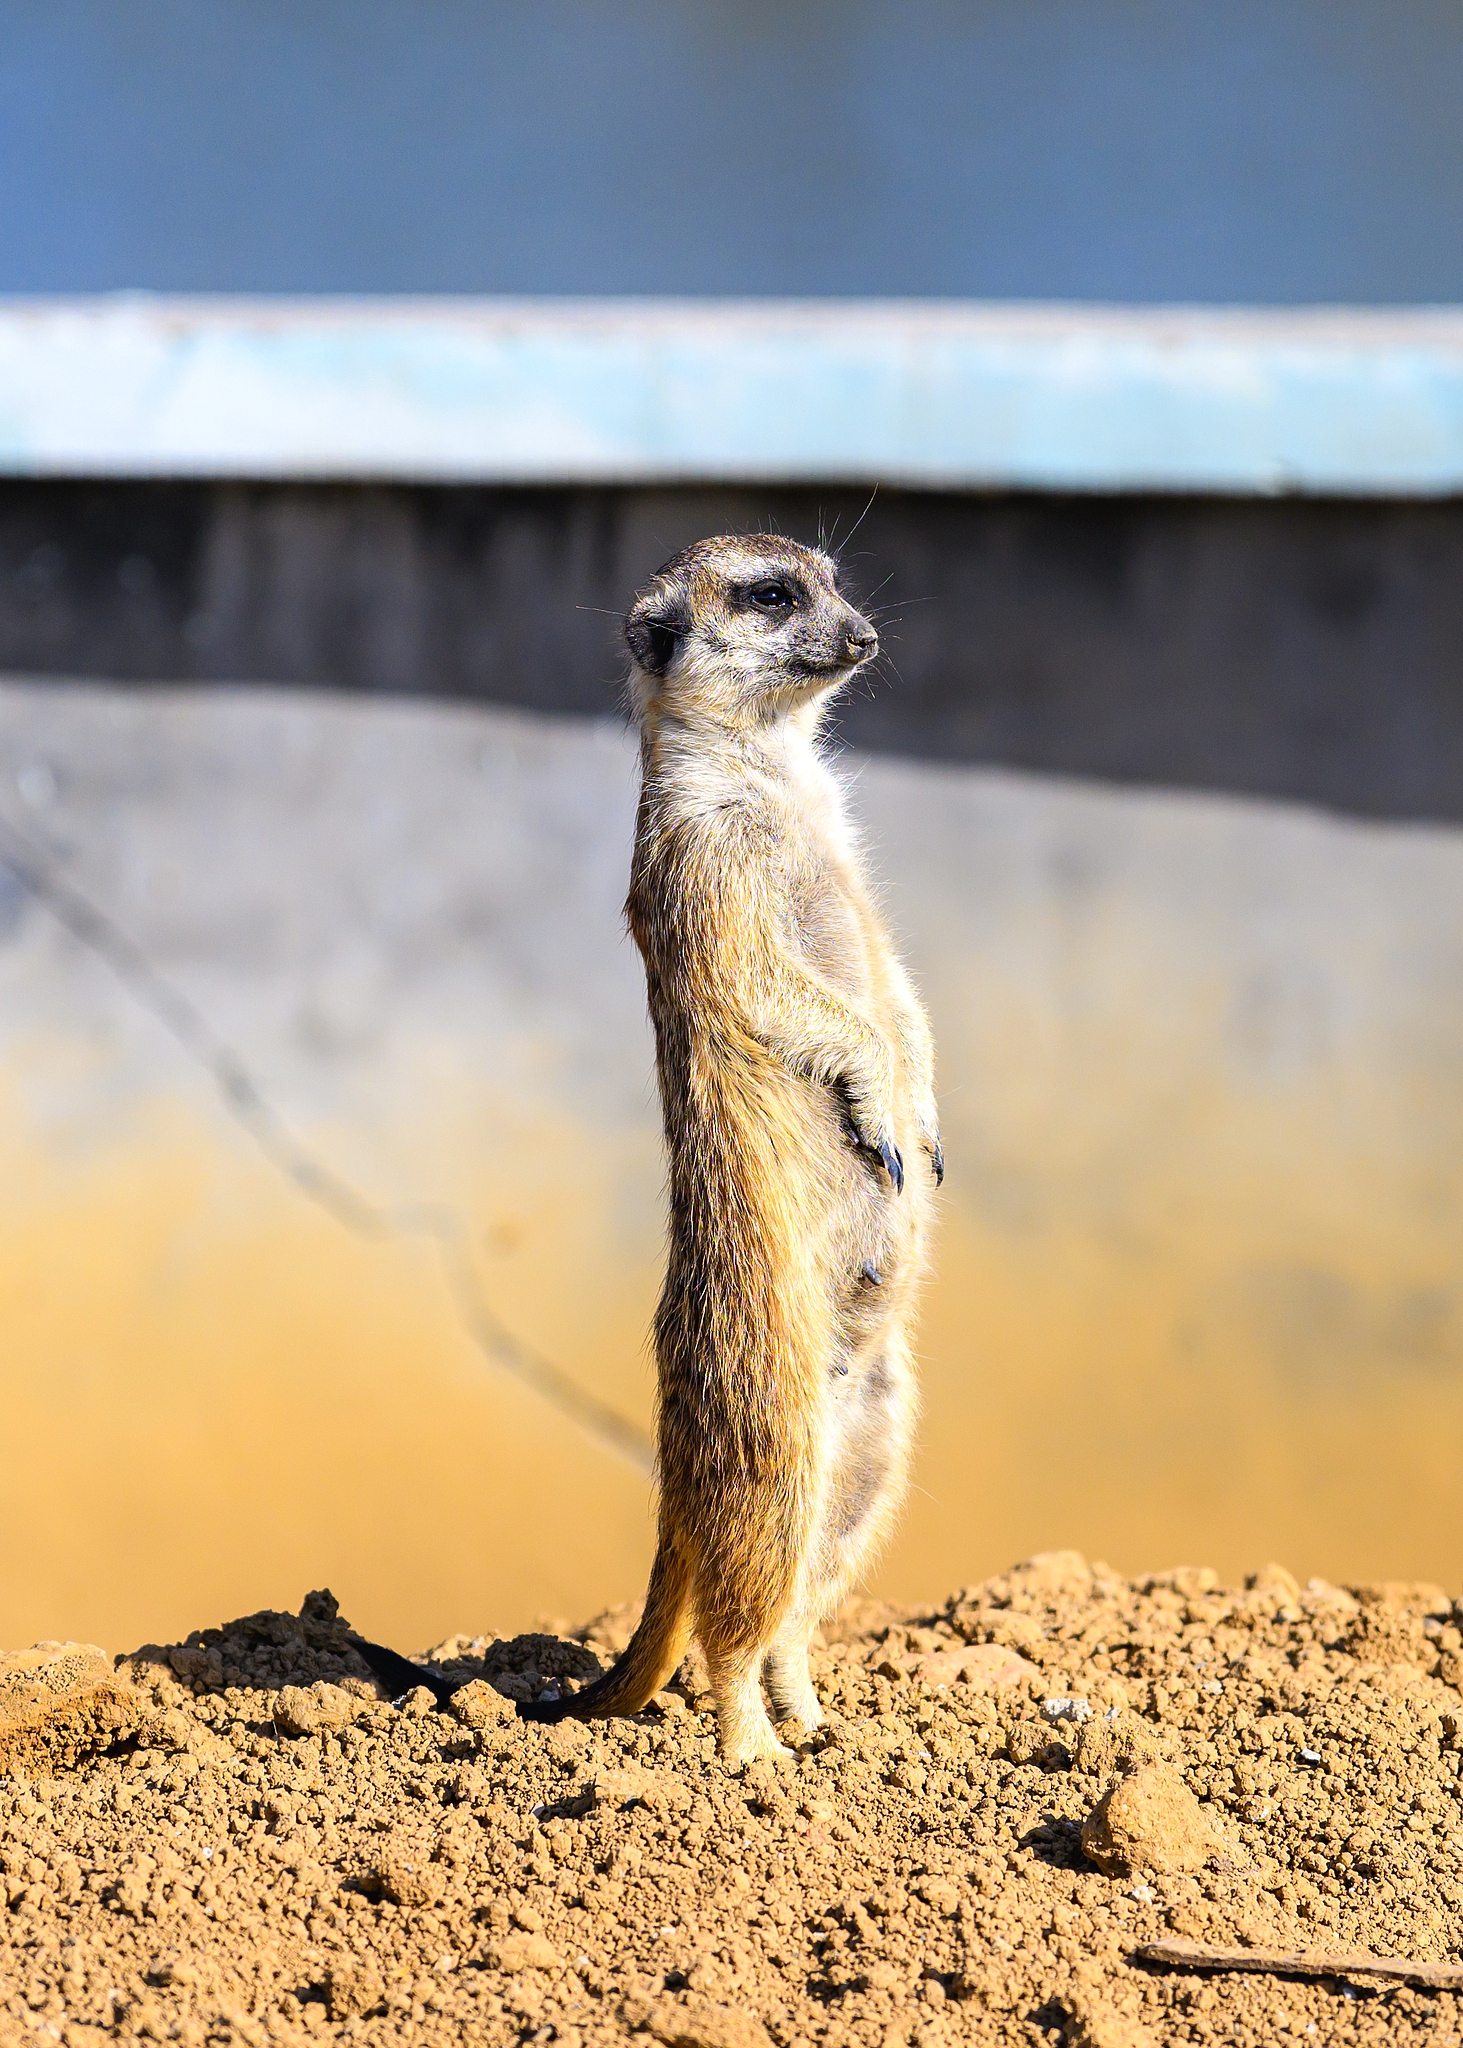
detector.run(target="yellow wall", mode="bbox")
[2,684,1460,1653]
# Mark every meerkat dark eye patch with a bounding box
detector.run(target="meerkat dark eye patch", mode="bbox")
[746,580,797,612]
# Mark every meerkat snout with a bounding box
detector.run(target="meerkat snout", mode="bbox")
[844,621,878,662]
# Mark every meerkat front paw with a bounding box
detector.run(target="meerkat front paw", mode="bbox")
[915,1099,943,1184]
[923,1127,944,1185]
[836,1080,905,1193]
[876,1134,905,1192]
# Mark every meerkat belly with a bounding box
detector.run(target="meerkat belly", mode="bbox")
[780,864,924,1326]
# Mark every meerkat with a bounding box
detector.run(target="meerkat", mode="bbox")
[520,533,940,1764]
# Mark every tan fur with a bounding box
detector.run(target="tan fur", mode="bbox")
[521,534,938,1763]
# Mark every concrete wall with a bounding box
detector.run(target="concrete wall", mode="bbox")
[3,679,1461,1653]
[4,480,1462,823]
[4,2,1462,301]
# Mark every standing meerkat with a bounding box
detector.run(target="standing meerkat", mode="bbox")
[521,534,940,1764]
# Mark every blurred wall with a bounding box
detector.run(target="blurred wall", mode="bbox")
[3,681,1462,1655]
[3,481,1462,823]
[2,0,1462,302]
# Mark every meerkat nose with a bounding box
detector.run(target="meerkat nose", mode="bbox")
[846,625,878,660]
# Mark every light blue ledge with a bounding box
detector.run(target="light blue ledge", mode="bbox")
[1,297,1462,494]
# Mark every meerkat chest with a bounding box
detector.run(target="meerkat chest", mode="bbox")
[770,752,876,998]
[785,845,874,998]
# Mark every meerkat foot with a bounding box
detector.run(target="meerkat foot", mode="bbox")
[711,1655,793,1764]
[722,1722,796,1767]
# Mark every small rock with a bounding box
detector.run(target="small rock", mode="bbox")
[487,1931,561,1972]
[273,1681,362,1737]
[1042,1696,1094,1725]
[1245,1562,1300,1600]
[0,1643,141,1775]
[1073,1710,1171,1779]
[544,1717,591,1763]
[1351,1579,1449,1615]
[1081,1763,1228,1876]
[448,1679,517,1732]
[914,1876,961,1913]
[1017,1549,1093,1594]
[151,1954,200,1989]
[1343,1608,1433,1669]
[1007,1720,1071,1769]
[132,1702,232,1767]
[912,1644,1041,1690]
[594,1764,693,1816]
[136,1706,195,1753]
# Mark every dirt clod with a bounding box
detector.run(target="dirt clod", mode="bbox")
[1061,1981,1155,2048]
[274,1682,364,1737]
[0,1642,141,1774]
[633,1994,774,2047]
[912,1644,1040,1690]
[372,1835,448,1910]
[1080,1762,1228,1877]
[325,1957,385,2019]
[450,1679,518,1733]
[486,1930,561,1972]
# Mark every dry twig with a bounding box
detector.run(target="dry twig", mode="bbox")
[1136,1937,1463,1991]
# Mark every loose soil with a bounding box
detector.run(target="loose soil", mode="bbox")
[4,1553,1463,2047]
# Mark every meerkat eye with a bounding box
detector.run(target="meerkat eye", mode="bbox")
[748,580,795,612]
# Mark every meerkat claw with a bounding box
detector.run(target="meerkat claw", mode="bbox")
[931,1139,944,1185]
[878,1139,905,1193]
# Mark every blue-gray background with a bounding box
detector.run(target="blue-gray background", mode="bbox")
[3,0,1462,303]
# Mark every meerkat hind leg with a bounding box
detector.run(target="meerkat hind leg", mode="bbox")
[801,1334,917,1655]
[706,1642,794,1765]
[763,1624,823,1731]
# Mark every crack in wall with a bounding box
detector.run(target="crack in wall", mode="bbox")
[0,811,655,1478]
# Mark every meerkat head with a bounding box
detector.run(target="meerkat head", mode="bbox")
[624,534,878,731]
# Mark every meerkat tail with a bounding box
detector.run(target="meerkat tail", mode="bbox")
[517,1533,692,1724]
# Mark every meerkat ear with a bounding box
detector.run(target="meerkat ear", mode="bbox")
[624,597,683,678]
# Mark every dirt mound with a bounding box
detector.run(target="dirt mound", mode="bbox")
[3,1556,1463,2045]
